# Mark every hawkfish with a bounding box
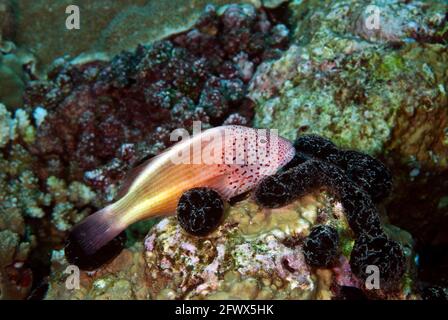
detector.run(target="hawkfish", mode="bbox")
[69,125,295,255]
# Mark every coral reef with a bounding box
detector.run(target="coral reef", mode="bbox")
[254,134,409,292]
[0,104,37,299]
[1,0,446,300]
[45,193,416,300]
[0,104,97,230]
[251,0,447,160]
[0,103,101,298]
[1,3,293,299]
[0,228,34,300]
[255,158,385,237]
[45,244,149,300]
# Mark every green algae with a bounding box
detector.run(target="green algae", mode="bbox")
[374,53,405,81]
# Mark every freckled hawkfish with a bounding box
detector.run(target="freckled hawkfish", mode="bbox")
[70,125,295,254]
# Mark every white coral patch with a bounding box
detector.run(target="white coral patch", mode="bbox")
[33,106,48,127]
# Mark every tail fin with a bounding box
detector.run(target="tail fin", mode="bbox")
[68,205,125,256]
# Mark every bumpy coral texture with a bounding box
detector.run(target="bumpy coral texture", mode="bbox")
[249,1,448,279]
[177,188,224,236]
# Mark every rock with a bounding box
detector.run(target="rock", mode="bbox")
[0,48,36,109]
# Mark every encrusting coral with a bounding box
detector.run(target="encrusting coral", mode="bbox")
[45,190,416,300]
[251,0,447,160]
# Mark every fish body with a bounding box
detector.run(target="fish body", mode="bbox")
[70,125,295,254]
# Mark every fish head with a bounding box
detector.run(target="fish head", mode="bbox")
[249,127,296,176]
[214,125,296,198]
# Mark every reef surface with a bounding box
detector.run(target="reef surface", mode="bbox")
[46,194,416,300]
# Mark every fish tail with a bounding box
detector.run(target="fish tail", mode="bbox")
[68,204,126,255]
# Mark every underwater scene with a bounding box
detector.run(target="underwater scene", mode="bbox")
[0,0,447,302]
